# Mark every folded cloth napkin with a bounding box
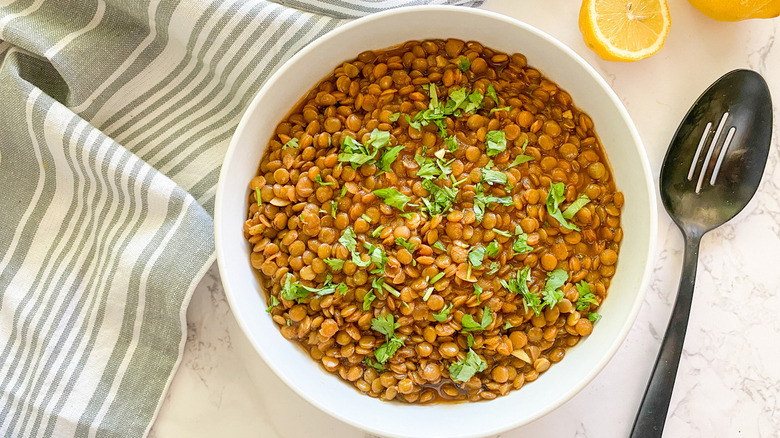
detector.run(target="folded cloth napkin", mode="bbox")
[0,0,483,436]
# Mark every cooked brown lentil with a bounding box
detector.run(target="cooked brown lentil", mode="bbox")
[244,39,623,403]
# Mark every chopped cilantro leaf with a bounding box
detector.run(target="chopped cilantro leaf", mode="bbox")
[473,284,483,304]
[575,281,599,310]
[588,312,602,323]
[432,303,453,322]
[449,348,486,382]
[377,145,405,172]
[389,112,401,122]
[490,106,511,115]
[374,336,404,364]
[265,295,280,313]
[365,357,386,371]
[282,137,299,149]
[363,289,375,310]
[500,266,542,315]
[371,226,385,238]
[487,261,500,275]
[468,246,486,268]
[281,273,309,301]
[485,241,500,257]
[433,241,447,252]
[473,185,513,222]
[487,84,500,104]
[481,168,508,186]
[486,130,507,157]
[513,231,533,255]
[314,174,334,186]
[374,188,412,211]
[543,269,568,309]
[339,226,358,252]
[363,242,388,272]
[324,258,345,271]
[507,153,534,168]
[371,314,400,339]
[367,128,390,148]
[546,182,580,231]
[445,135,458,152]
[395,237,415,251]
[460,306,492,332]
[562,194,591,220]
[502,321,513,330]
[493,229,511,237]
[338,136,377,168]
[457,56,471,72]
[421,179,458,216]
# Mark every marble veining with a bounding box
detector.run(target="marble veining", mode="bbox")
[150,1,780,436]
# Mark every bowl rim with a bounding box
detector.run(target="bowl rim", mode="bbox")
[215,5,658,437]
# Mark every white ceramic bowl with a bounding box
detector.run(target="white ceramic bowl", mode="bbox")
[215,6,657,438]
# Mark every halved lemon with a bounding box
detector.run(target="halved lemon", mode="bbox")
[579,0,671,62]
[687,0,780,21]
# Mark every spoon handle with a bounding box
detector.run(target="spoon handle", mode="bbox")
[630,233,702,438]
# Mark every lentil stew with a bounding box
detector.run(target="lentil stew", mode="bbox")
[244,39,623,403]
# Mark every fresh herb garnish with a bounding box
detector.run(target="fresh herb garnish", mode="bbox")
[575,281,599,310]
[324,258,345,271]
[473,284,483,304]
[473,185,513,222]
[563,194,591,220]
[371,314,405,364]
[445,135,458,152]
[489,106,511,115]
[485,241,500,257]
[468,246,486,268]
[282,137,299,149]
[395,237,415,251]
[377,145,405,172]
[371,313,400,338]
[487,84,500,104]
[449,348,486,382]
[374,188,412,211]
[432,303,453,322]
[339,226,358,252]
[502,321,513,330]
[507,151,534,168]
[434,241,447,252]
[314,174,334,186]
[588,312,602,323]
[363,289,375,310]
[512,229,533,255]
[389,112,401,122]
[265,295,280,313]
[281,273,309,301]
[546,182,580,231]
[338,136,377,168]
[363,241,388,273]
[485,130,507,157]
[457,56,471,72]
[493,229,511,238]
[481,168,508,186]
[460,306,493,332]
[486,261,500,275]
[421,179,458,216]
[543,269,568,309]
[501,266,542,315]
[370,225,385,238]
[365,357,386,371]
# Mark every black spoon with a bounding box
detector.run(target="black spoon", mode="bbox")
[630,69,773,437]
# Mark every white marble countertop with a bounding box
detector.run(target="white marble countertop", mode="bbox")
[150,1,780,437]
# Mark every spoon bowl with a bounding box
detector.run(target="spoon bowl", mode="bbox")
[661,69,772,235]
[632,69,772,437]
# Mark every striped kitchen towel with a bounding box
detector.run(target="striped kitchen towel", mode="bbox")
[0,0,482,436]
